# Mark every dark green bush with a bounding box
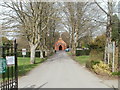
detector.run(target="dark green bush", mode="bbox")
[112,72,120,76]
[91,60,100,66]
[36,52,40,57]
[17,52,40,57]
[76,50,90,56]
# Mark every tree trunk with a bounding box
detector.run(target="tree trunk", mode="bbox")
[104,45,107,63]
[118,41,120,90]
[30,45,36,64]
[71,26,76,55]
[107,1,112,64]
[72,42,76,55]
[69,33,72,48]
[118,21,120,83]
[112,41,115,72]
[45,50,48,57]
[40,50,44,59]
[107,48,110,64]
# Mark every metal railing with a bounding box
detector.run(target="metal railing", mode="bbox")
[0,40,18,90]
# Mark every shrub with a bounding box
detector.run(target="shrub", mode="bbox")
[88,34,106,51]
[76,50,90,56]
[91,60,100,65]
[17,52,40,57]
[89,50,104,61]
[93,61,112,76]
[86,60,100,70]
[112,72,120,76]
[86,61,92,70]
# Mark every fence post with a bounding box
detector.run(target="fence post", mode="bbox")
[14,39,18,89]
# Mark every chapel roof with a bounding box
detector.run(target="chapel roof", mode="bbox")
[55,38,66,45]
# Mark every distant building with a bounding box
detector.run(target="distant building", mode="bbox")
[54,38,67,51]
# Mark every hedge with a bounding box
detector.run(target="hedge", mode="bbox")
[17,51,45,57]
[76,50,90,56]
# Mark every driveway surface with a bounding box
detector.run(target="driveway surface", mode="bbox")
[18,51,118,88]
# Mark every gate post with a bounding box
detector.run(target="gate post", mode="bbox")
[14,39,18,89]
[0,39,18,90]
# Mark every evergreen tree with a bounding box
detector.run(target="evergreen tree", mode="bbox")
[112,14,120,43]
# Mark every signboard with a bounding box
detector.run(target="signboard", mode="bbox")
[76,48,83,50]
[6,56,15,66]
[22,49,26,56]
[0,58,6,74]
[107,43,113,53]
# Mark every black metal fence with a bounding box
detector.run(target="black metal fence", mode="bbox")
[0,40,18,90]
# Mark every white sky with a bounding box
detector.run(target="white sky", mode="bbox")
[0,0,119,2]
[0,0,119,40]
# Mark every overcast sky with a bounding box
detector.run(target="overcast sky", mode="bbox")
[0,0,119,40]
[0,0,119,2]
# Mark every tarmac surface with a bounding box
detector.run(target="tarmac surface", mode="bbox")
[18,51,118,88]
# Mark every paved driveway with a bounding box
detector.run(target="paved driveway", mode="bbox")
[18,51,118,88]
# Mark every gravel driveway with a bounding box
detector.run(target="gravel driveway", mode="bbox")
[18,51,118,88]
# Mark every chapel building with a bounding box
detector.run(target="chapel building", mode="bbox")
[54,38,67,51]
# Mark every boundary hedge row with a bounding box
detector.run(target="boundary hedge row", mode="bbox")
[17,51,45,57]
[76,50,90,56]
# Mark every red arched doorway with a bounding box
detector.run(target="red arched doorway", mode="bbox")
[59,45,62,50]
[54,38,67,51]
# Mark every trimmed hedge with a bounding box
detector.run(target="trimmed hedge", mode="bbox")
[17,52,41,57]
[76,50,90,56]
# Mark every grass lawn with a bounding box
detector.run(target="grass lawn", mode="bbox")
[18,57,45,76]
[0,57,45,82]
[75,55,89,65]
[67,52,73,56]
[67,52,89,65]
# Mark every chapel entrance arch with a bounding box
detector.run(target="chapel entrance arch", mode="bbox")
[59,45,62,50]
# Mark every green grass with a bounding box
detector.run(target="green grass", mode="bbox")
[0,57,45,82]
[18,57,45,76]
[112,71,120,76]
[75,55,89,65]
[67,52,73,56]
[67,52,89,65]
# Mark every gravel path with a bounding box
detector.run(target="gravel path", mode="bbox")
[18,51,118,88]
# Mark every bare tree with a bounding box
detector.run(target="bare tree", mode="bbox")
[1,1,58,64]
[94,0,117,72]
[62,2,94,55]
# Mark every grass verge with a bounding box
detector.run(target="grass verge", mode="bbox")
[75,55,90,65]
[18,57,45,76]
[67,52,89,65]
[0,57,45,82]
